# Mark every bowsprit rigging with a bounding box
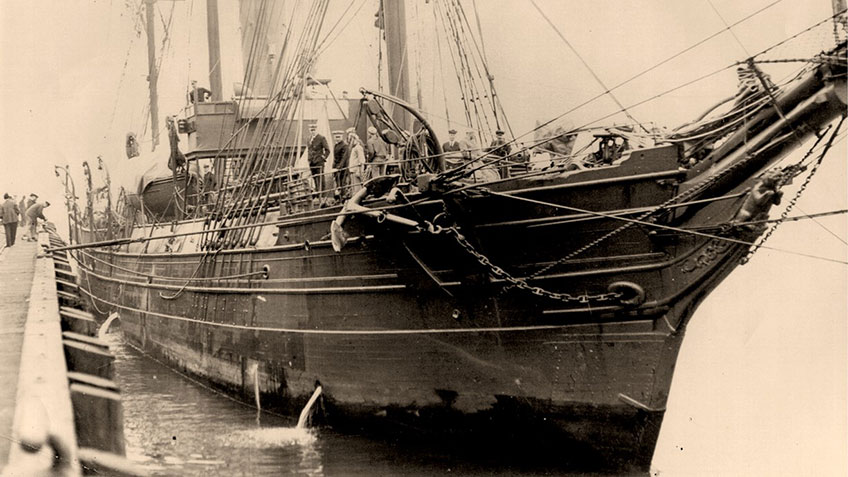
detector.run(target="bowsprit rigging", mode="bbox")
[60,2,847,473]
[432,0,512,143]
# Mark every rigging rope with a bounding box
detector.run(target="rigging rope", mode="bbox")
[433,7,452,126]
[706,0,752,56]
[468,0,793,166]
[476,189,847,266]
[504,116,845,278]
[112,1,845,269]
[529,0,649,135]
[201,0,331,250]
[742,116,845,263]
[316,0,370,56]
[793,205,848,245]
[433,0,510,143]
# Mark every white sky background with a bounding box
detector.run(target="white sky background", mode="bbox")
[0,0,845,474]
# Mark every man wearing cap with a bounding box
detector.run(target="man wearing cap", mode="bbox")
[202,163,217,207]
[332,130,350,201]
[487,129,512,178]
[366,126,388,179]
[441,129,461,170]
[307,123,330,197]
[25,201,49,241]
[21,193,37,240]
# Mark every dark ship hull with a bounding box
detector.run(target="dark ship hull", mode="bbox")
[66,42,846,472]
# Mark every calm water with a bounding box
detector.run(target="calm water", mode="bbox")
[107,334,611,477]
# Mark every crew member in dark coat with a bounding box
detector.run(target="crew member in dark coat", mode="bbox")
[307,123,330,196]
[202,163,217,207]
[1,194,21,247]
[487,129,512,178]
[440,129,462,171]
[202,164,216,191]
[442,129,461,153]
[332,130,350,201]
[188,80,213,103]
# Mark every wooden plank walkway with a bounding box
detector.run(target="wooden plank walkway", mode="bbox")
[0,232,135,476]
[0,240,38,464]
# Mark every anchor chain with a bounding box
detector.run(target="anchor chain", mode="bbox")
[444,227,623,304]
[431,149,762,302]
[741,118,844,264]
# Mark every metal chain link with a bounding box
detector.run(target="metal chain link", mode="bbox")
[434,115,841,301]
[444,227,623,304]
[433,143,762,302]
[751,56,847,66]
[741,119,844,263]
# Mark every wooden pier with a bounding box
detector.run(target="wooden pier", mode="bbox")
[0,240,40,466]
[0,232,144,476]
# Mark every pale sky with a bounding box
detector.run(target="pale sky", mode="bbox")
[0,1,845,474]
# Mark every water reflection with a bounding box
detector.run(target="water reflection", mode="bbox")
[109,335,322,476]
[108,334,638,476]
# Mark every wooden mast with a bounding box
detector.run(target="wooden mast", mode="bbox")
[835,0,847,29]
[382,0,411,130]
[142,0,184,150]
[144,0,160,150]
[207,0,224,101]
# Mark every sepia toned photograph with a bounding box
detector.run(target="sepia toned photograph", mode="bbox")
[0,1,845,475]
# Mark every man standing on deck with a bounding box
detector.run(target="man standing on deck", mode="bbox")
[1,194,21,247]
[332,130,350,202]
[460,130,478,162]
[441,128,461,170]
[487,129,512,178]
[347,128,366,195]
[307,123,330,201]
[366,126,387,179]
[202,163,217,208]
[25,201,49,242]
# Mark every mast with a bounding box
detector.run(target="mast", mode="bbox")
[382,0,411,130]
[207,0,224,101]
[144,0,160,149]
[835,0,847,29]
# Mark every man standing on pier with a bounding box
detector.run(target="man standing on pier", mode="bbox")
[18,194,27,228]
[25,201,49,242]
[1,194,21,247]
[20,193,36,240]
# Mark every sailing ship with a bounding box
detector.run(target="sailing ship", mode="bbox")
[55,0,847,472]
